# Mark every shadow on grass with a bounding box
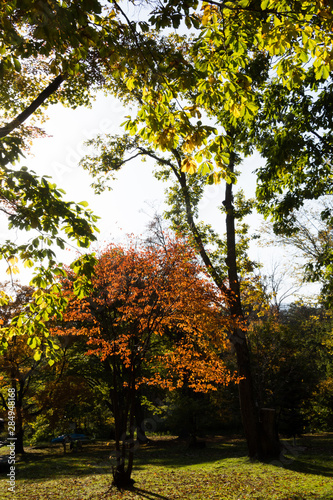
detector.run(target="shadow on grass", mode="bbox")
[10,433,333,484]
[115,484,171,500]
[15,444,112,481]
[13,436,247,483]
[133,435,248,470]
[287,459,333,477]
[270,434,333,478]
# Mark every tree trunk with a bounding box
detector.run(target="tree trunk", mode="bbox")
[15,401,24,455]
[112,462,134,489]
[224,158,280,459]
[224,171,262,458]
[135,393,149,444]
[124,370,136,483]
[259,408,280,458]
[110,363,136,490]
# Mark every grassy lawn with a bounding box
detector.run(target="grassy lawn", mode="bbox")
[0,434,332,499]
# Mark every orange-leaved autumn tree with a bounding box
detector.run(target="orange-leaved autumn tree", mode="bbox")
[54,236,236,488]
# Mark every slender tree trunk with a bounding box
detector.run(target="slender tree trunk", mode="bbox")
[224,155,280,459]
[111,390,129,488]
[14,403,24,455]
[125,369,136,483]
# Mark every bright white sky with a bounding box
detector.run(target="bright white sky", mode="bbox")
[1,91,318,302]
[13,92,258,246]
[23,94,165,239]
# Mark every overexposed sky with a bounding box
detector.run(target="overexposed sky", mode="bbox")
[22,94,167,239]
[14,91,259,248]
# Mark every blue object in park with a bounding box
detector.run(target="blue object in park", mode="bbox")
[51,433,89,444]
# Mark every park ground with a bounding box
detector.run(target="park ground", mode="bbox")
[0,434,332,499]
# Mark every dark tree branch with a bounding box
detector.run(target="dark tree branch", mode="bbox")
[0,75,64,138]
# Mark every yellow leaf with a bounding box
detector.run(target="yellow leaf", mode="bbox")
[182,139,196,153]
[208,172,221,184]
[230,103,243,118]
[34,351,42,361]
[201,5,211,26]
[181,157,197,174]
[8,256,18,265]
[126,78,135,91]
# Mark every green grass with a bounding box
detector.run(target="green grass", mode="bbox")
[0,434,332,499]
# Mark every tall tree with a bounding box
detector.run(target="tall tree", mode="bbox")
[54,237,235,487]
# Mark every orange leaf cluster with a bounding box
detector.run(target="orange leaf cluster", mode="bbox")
[54,237,237,392]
